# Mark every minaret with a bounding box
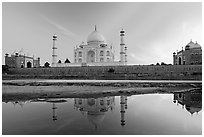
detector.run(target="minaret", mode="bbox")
[120,29,126,65]
[124,46,127,65]
[120,96,126,127]
[37,57,40,67]
[52,34,57,67]
[173,52,176,65]
[5,53,9,67]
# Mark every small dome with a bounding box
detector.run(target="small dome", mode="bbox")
[186,40,195,47]
[87,26,106,44]
[185,40,201,49]
[193,42,201,49]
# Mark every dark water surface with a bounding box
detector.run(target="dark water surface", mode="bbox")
[2,92,202,135]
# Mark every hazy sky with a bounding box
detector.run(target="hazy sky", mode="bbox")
[2,2,202,65]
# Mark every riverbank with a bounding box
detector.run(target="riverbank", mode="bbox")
[2,79,202,102]
[2,79,202,86]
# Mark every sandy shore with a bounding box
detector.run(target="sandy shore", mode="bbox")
[2,79,202,102]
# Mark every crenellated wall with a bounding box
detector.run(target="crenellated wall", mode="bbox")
[4,65,202,80]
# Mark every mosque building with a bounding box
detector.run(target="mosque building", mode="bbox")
[173,40,202,65]
[52,26,127,67]
[5,52,40,68]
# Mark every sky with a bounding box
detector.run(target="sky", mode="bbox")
[2,2,202,65]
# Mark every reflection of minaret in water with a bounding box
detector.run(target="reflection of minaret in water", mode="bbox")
[120,96,126,127]
[125,96,127,109]
[52,103,57,121]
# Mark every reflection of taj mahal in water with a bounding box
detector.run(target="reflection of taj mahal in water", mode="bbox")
[74,96,128,129]
[8,91,201,129]
[47,92,202,129]
[52,26,127,67]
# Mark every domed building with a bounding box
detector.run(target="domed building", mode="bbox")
[4,52,40,68]
[52,26,127,67]
[74,26,114,64]
[173,40,202,65]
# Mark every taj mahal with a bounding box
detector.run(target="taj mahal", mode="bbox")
[52,26,127,67]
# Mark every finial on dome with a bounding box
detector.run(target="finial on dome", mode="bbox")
[95,25,97,31]
[190,39,192,42]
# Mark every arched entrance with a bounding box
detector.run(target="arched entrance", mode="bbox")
[27,61,32,68]
[21,65,24,68]
[87,50,95,63]
[178,57,182,65]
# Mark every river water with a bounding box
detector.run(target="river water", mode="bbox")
[2,92,202,135]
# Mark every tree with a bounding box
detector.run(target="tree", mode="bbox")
[2,65,9,73]
[65,58,70,63]
[108,68,115,73]
[44,62,50,67]
[156,63,160,65]
[58,60,61,63]
[161,62,167,65]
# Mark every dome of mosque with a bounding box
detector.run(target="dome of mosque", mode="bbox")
[187,40,195,47]
[185,40,201,50]
[87,26,106,44]
[185,40,194,50]
[192,42,202,49]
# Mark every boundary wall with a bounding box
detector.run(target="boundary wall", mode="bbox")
[4,65,202,80]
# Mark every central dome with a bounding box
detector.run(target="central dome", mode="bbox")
[87,26,106,44]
